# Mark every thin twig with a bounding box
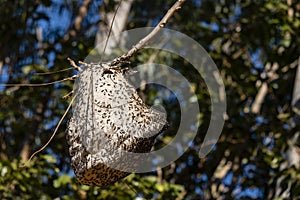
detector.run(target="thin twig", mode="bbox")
[0,77,75,87]
[101,0,124,62]
[20,95,76,167]
[68,57,82,72]
[35,67,73,75]
[108,0,186,66]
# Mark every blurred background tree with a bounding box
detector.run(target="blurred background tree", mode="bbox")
[0,0,300,199]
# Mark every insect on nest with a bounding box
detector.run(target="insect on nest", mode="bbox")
[66,59,168,187]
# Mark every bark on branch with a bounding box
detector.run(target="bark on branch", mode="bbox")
[292,57,300,115]
[251,62,279,114]
[74,0,92,31]
[108,0,186,66]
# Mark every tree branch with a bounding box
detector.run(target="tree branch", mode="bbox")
[108,0,186,66]
[251,62,279,114]
[292,56,300,115]
[74,0,92,31]
[96,0,133,55]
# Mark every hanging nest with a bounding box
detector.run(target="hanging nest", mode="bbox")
[66,63,167,187]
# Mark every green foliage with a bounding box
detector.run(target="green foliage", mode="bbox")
[0,157,184,200]
[0,155,59,199]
